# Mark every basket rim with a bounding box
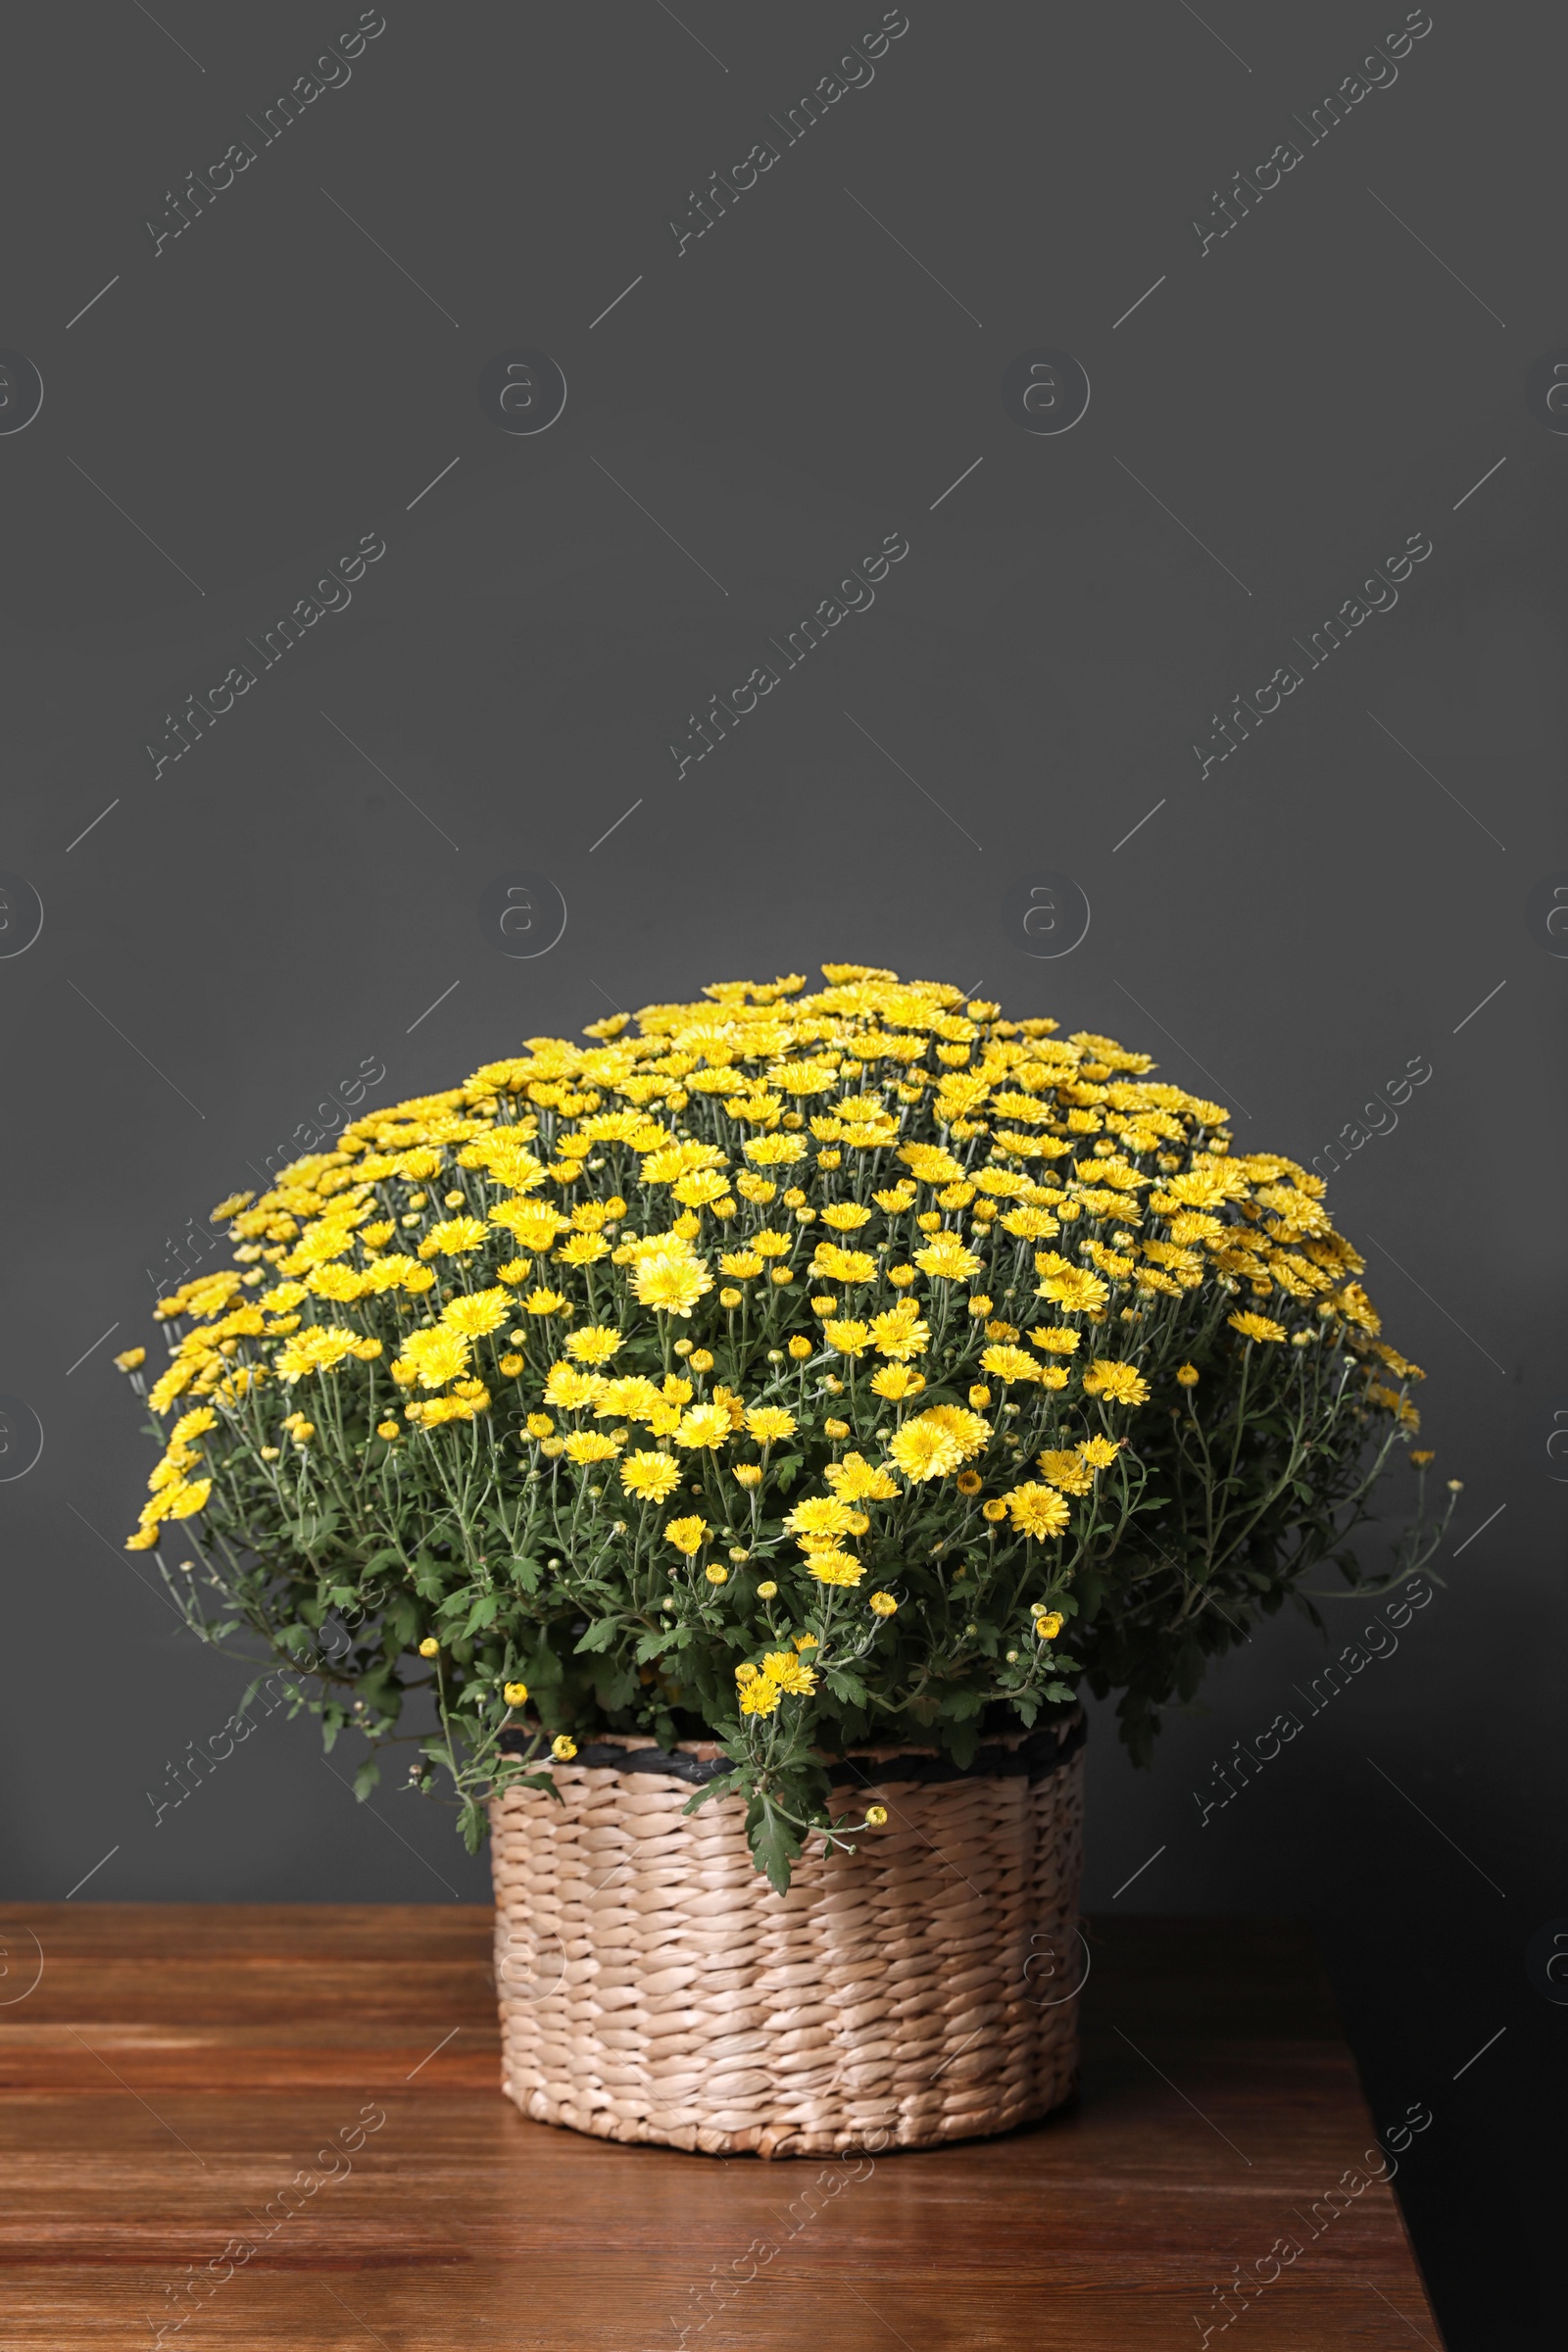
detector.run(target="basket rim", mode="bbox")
[498,1704,1085,1788]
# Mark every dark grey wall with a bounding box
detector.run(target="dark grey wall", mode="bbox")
[2,4,1562,2339]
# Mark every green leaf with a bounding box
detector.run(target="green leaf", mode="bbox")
[384,1592,419,1646]
[572,1619,621,1655]
[355,1667,402,1718]
[352,1757,381,1801]
[522,1636,564,1689]
[683,1766,749,1815]
[492,1764,561,1804]
[747,1795,803,1894]
[823,1666,867,1707]
[360,1544,408,1575]
[948,1718,981,1771]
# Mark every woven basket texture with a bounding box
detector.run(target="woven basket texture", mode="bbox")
[491,1719,1085,2158]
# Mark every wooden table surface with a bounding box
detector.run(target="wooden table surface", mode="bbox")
[0,1904,1441,2350]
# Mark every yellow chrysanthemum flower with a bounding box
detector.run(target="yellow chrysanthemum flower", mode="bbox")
[1033,1254,1109,1315]
[744,1405,796,1445]
[146,1363,196,1413]
[169,1405,218,1444]
[1228,1310,1287,1344]
[564,1323,623,1365]
[762,1650,817,1694]
[422,1216,489,1257]
[888,1420,964,1483]
[490,1201,566,1251]
[919,1404,991,1459]
[558,1233,612,1266]
[675,1402,733,1450]
[307,1263,368,1302]
[620,1451,682,1502]
[274,1327,363,1383]
[900,1143,964,1185]
[633,1250,712,1318]
[441,1288,512,1339]
[1028,1325,1081,1356]
[392,1327,471,1391]
[912,1234,985,1282]
[1000,1205,1060,1240]
[1082,1359,1151,1406]
[543,1362,605,1411]
[593,1376,663,1424]
[810,1243,877,1285]
[872,1182,918,1212]
[867,1299,930,1360]
[1006,1483,1071,1541]
[208,1190,256,1221]
[564,1431,620,1464]
[824,1451,901,1502]
[806,1549,865,1588]
[1036,1449,1094,1496]
[784,1496,858,1543]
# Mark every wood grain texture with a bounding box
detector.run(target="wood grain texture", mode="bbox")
[0,1904,1443,2349]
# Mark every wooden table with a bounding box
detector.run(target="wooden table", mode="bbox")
[0,1905,1441,2349]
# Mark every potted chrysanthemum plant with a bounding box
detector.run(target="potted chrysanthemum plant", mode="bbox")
[120,965,1452,2156]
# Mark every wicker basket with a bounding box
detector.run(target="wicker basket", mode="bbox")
[489,1709,1086,2158]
